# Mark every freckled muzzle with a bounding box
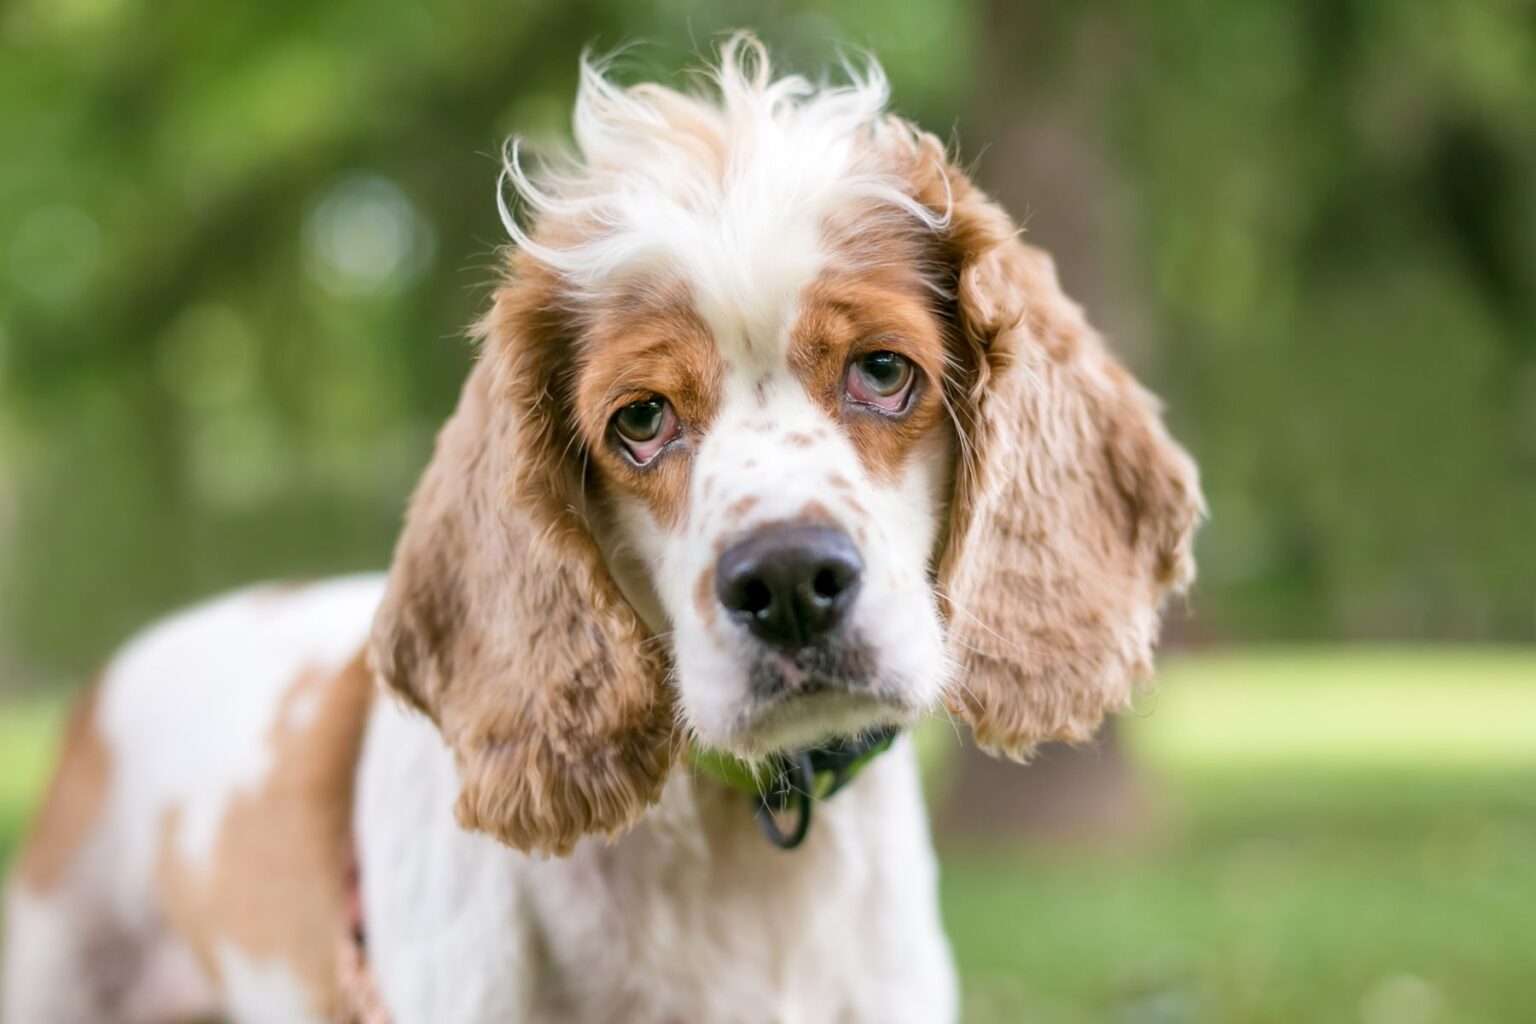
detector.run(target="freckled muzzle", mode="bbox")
[714,524,863,650]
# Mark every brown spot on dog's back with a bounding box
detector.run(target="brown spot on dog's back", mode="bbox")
[783,432,815,448]
[726,495,759,519]
[17,684,110,893]
[155,651,375,1017]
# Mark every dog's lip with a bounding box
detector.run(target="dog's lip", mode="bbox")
[755,684,899,716]
[726,689,916,758]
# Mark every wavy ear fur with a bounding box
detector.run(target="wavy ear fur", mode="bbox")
[369,255,675,855]
[904,134,1205,756]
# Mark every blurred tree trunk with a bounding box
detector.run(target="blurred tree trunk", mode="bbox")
[940,0,1155,842]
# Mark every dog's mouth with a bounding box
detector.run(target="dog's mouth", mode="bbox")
[739,691,913,755]
[730,650,918,756]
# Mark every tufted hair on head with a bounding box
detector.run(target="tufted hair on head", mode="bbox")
[496,34,947,305]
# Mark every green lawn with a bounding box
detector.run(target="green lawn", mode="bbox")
[942,648,1536,1024]
[3,648,1534,1022]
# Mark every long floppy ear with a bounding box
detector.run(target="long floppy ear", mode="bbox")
[914,141,1205,756]
[369,257,676,855]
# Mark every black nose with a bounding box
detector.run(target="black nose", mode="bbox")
[715,524,863,649]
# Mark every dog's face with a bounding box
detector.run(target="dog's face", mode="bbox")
[577,246,954,756]
[370,38,1205,854]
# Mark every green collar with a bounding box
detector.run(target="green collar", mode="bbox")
[689,726,899,849]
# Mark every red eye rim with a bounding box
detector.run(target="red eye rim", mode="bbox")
[610,397,681,466]
[844,350,917,413]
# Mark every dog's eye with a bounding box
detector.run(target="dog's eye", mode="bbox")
[845,351,915,412]
[611,397,680,465]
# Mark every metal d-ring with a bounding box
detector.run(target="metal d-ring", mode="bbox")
[753,749,816,849]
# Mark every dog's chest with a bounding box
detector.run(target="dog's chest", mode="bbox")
[527,788,953,1022]
[355,702,956,1024]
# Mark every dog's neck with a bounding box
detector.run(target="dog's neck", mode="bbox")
[531,744,908,932]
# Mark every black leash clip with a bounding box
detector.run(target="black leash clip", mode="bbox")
[753,750,816,849]
[751,726,899,850]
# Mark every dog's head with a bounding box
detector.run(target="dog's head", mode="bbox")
[371,37,1204,855]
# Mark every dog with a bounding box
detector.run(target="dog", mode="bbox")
[2,36,1203,1024]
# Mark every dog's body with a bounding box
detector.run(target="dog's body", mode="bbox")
[4,37,1202,1024]
[4,577,953,1023]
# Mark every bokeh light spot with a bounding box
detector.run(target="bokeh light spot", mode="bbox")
[303,174,434,296]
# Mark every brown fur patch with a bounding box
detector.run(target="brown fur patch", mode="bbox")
[694,567,718,628]
[788,255,950,484]
[254,580,310,604]
[574,279,725,532]
[725,494,760,519]
[17,684,110,893]
[797,500,835,524]
[154,652,375,1017]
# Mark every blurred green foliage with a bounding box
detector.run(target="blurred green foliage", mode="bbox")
[1,0,1533,680]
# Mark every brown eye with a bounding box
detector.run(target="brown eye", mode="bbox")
[614,398,666,441]
[611,397,680,465]
[845,350,915,411]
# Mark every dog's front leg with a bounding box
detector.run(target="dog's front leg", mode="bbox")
[354,699,536,1024]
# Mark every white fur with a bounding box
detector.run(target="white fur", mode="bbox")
[500,36,943,306]
[3,884,105,1023]
[356,695,956,1024]
[216,941,326,1024]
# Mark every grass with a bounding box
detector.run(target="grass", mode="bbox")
[942,648,1536,1024]
[3,648,1534,1022]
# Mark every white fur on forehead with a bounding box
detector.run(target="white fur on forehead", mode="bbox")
[498,35,946,326]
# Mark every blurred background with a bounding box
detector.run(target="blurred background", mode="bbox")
[1,1,1533,1021]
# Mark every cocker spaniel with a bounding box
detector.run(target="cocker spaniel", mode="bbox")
[3,36,1202,1024]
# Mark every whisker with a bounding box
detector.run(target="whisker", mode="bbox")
[934,581,1040,659]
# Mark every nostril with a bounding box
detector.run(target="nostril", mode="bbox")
[811,567,845,601]
[737,578,772,616]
